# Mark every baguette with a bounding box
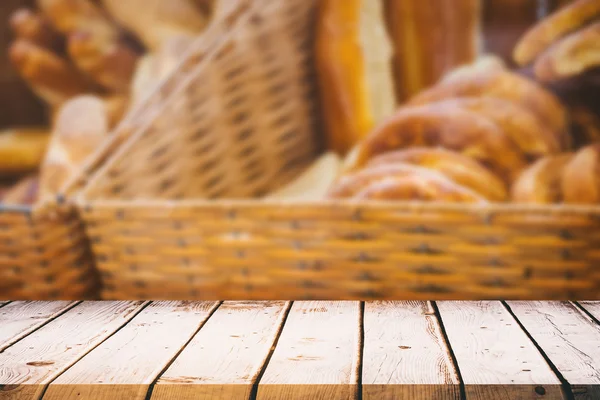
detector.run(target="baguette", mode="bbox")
[316,0,397,154]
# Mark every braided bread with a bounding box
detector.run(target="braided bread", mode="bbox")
[367,147,507,201]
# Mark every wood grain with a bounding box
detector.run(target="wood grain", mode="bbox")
[0,301,146,400]
[508,301,600,399]
[152,301,289,400]
[43,301,219,400]
[579,301,600,322]
[437,301,564,400]
[257,301,361,400]
[0,301,76,352]
[362,301,460,400]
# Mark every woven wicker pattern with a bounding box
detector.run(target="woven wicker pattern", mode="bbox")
[76,0,600,300]
[82,0,320,202]
[0,205,99,300]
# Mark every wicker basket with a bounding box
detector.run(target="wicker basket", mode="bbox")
[75,0,600,301]
[0,202,99,300]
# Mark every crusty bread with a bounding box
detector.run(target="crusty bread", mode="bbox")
[9,39,93,107]
[10,8,61,50]
[408,68,570,149]
[0,128,50,176]
[316,0,397,154]
[367,147,508,201]
[511,154,573,204]
[429,97,562,160]
[562,143,600,204]
[343,105,527,184]
[386,0,482,101]
[354,174,487,203]
[513,0,600,66]
[532,21,600,82]
[39,95,111,200]
[328,163,486,203]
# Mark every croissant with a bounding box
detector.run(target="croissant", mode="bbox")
[513,0,600,66]
[562,143,600,204]
[511,154,574,204]
[408,68,570,149]
[427,97,562,160]
[366,147,507,201]
[343,105,527,183]
[328,163,486,203]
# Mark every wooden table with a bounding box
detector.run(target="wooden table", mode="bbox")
[0,301,599,399]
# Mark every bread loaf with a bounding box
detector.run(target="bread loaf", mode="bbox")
[10,8,62,50]
[39,95,111,200]
[532,22,600,82]
[328,163,486,203]
[9,39,94,107]
[316,0,397,154]
[511,154,573,204]
[513,0,600,66]
[428,97,562,160]
[367,147,508,201]
[343,105,527,183]
[385,0,482,101]
[562,143,600,204]
[0,128,50,176]
[408,68,570,149]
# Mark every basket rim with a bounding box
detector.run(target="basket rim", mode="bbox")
[75,197,600,216]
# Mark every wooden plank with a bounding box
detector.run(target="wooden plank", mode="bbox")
[257,301,361,400]
[579,301,600,322]
[437,301,564,400]
[43,301,219,400]
[0,301,77,352]
[0,301,146,400]
[362,301,460,400]
[152,301,289,400]
[0,301,9,307]
[508,301,600,399]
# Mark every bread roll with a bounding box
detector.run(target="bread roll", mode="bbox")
[343,105,527,184]
[2,176,40,205]
[0,128,50,176]
[511,154,573,204]
[513,0,600,66]
[354,175,487,203]
[316,0,397,154]
[386,0,482,101]
[367,147,508,201]
[408,69,570,149]
[9,39,93,107]
[532,22,600,82]
[67,29,140,92]
[328,163,486,203]
[39,95,111,200]
[562,143,600,204]
[429,97,562,160]
[9,8,61,50]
